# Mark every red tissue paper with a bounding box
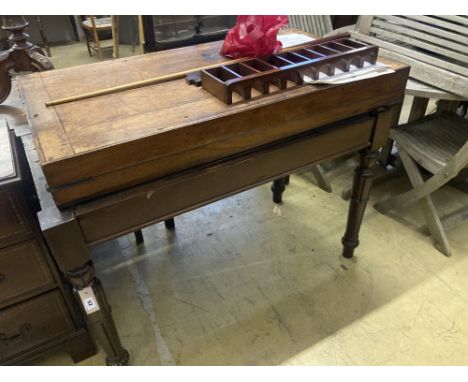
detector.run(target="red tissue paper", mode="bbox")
[220,15,289,58]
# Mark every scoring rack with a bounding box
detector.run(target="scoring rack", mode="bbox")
[201,33,379,104]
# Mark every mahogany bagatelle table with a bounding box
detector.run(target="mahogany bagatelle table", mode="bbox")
[15,32,409,365]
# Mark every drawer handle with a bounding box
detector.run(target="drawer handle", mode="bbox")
[0,274,4,283]
[0,323,32,343]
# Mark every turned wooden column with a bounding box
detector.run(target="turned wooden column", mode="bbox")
[38,209,129,366]
[341,148,379,258]
[271,177,288,204]
[0,15,53,103]
[67,261,129,365]
[164,217,176,230]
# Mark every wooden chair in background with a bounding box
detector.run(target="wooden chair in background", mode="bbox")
[374,112,468,256]
[331,16,468,201]
[80,16,115,60]
[351,15,467,98]
[288,15,333,37]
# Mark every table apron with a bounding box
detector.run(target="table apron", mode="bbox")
[76,112,385,245]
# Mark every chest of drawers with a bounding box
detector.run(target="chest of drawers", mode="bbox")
[0,119,96,365]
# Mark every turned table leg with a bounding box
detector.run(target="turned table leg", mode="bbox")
[164,218,175,230]
[39,212,129,365]
[134,218,175,244]
[341,148,378,258]
[134,229,144,244]
[271,177,287,204]
[68,262,129,365]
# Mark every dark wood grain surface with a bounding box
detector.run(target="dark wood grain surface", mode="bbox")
[18,36,408,207]
[0,117,96,365]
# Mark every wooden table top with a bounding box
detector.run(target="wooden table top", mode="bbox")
[16,30,409,206]
[18,34,407,166]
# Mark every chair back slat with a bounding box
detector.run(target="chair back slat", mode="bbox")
[369,16,468,65]
[288,16,333,37]
[352,15,468,97]
[376,15,466,44]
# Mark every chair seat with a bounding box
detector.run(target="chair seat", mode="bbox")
[82,17,112,30]
[390,111,468,174]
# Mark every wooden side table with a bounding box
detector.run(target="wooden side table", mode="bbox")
[15,35,408,365]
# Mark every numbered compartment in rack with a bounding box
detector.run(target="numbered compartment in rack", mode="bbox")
[201,34,379,104]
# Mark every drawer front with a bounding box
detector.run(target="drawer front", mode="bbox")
[0,290,74,360]
[0,189,31,246]
[0,239,55,304]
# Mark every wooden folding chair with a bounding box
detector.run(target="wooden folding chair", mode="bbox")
[287,15,333,37]
[327,16,468,202]
[374,111,468,256]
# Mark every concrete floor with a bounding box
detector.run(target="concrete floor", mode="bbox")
[45,41,139,68]
[30,43,468,365]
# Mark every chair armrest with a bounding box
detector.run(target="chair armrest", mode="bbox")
[324,24,356,37]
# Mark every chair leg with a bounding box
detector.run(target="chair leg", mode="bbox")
[374,148,468,213]
[111,15,119,59]
[84,33,92,57]
[138,16,145,55]
[398,149,451,256]
[408,96,429,122]
[422,197,452,256]
[311,164,332,193]
[91,24,103,60]
[376,148,452,256]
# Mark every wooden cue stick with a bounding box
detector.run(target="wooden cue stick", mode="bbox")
[45,32,350,107]
[45,56,253,107]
